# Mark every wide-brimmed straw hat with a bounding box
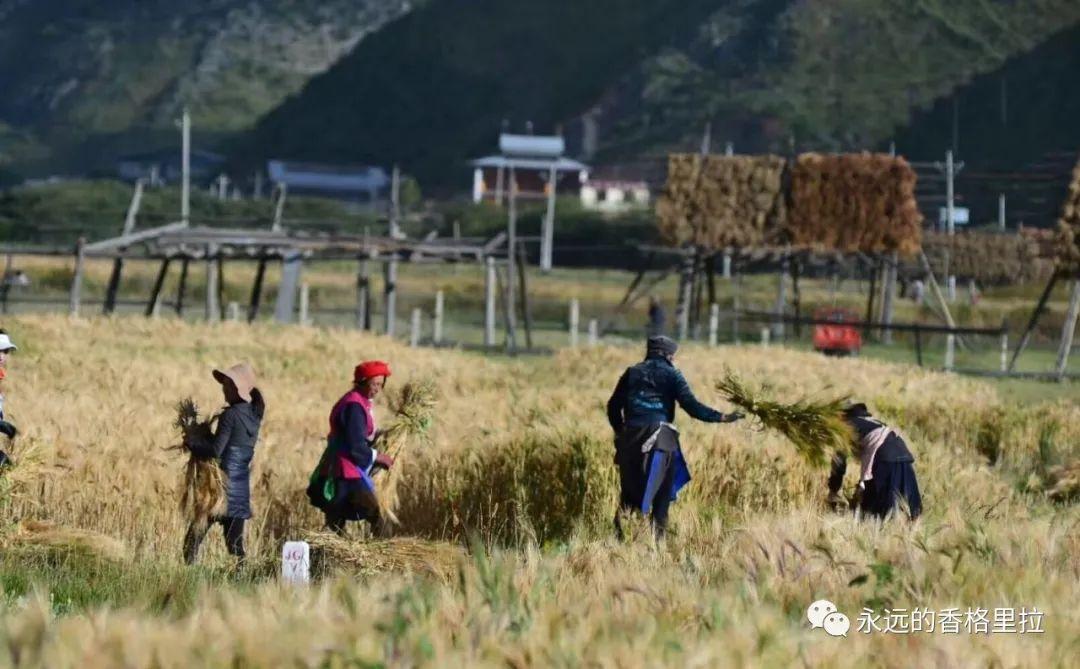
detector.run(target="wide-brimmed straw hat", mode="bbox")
[213,363,257,402]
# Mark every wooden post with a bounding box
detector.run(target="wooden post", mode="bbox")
[104,180,145,315]
[863,257,878,338]
[722,251,732,279]
[299,282,310,326]
[947,275,957,303]
[504,168,518,351]
[433,290,445,345]
[410,308,422,347]
[676,252,693,340]
[384,257,398,336]
[1054,278,1080,379]
[881,252,898,344]
[69,238,86,317]
[216,254,226,321]
[733,270,742,344]
[1008,272,1059,372]
[944,334,956,371]
[588,319,599,347]
[772,255,788,340]
[0,254,11,314]
[760,327,770,347]
[484,256,497,347]
[569,298,580,348]
[205,245,219,322]
[175,257,190,316]
[517,242,533,350]
[145,258,171,317]
[248,257,267,323]
[708,303,720,347]
[790,255,802,338]
[227,302,240,322]
[355,257,370,330]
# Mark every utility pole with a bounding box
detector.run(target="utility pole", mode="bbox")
[540,163,556,273]
[998,193,1006,231]
[181,108,191,227]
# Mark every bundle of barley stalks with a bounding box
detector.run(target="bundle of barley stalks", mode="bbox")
[305,531,462,580]
[372,380,437,527]
[716,371,853,466]
[170,398,225,522]
[2,520,127,563]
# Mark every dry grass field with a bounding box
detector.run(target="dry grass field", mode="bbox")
[0,315,1077,667]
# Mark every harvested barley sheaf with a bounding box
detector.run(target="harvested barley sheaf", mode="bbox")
[788,153,922,254]
[1057,158,1080,276]
[716,371,853,466]
[2,519,127,562]
[171,398,226,521]
[372,380,437,527]
[657,154,787,250]
[304,531,462,580]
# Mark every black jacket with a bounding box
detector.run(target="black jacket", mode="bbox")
[210,393,264,519]
[829,410,913,494]
[607,355,726,433]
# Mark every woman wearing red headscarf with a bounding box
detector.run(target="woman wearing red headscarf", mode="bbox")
[307,360,395,535]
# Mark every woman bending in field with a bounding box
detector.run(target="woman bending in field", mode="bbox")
[307,361,395,536]
[0,330,18,468]
[828,402,922,520]
[183,363,265,564]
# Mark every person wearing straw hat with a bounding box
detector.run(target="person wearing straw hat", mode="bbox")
[606,335,743,539]
[182,363,265,564]
[0,329,16,469]
[307,360,395,536]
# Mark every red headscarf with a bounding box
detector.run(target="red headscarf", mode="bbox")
[354,360,391,384]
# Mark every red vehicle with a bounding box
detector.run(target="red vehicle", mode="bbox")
[813,307,862,356]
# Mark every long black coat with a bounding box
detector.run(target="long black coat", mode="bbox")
[210,395,264,519]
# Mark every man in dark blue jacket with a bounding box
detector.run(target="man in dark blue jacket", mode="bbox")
[607,336,742,537]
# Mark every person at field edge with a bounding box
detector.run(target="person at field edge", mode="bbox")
[0,330,17,469]
[307,360,395,536]
[606,336,743,538]
[183,363,265,565]
[828,402,922,521]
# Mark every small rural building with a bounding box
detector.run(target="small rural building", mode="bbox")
[470,134,588,204]
[266,160,390,207]
[116,148,225,185]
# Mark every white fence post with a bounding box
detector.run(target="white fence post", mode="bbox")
[569,298,580,348]
[760,328,770,347]
[945,333,956,371]
[484,257,496,347]
[1000,333,1008,373]
[410,308,422,347]
[587,319,598,347]
[299,282,310,326]
[433,290,445,345]
[708,303,720,347]
[227,301,240,322]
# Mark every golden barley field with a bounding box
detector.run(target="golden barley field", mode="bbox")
[0,314,1077,667]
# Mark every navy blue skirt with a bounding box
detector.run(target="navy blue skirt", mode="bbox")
[861,459,922,520]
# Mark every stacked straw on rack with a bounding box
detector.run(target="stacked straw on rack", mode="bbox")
[1057,157,1080,277]
[372,379,437,527]
[170,398,225,522]
[656,154,787,251]
[716,371,853,466]
[787,153,922,255]
[922,231,1053,285]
